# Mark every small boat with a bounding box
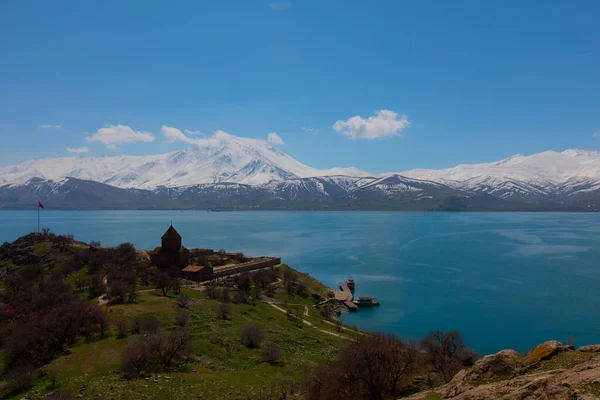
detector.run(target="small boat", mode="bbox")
[346,275,355,292]
[353,297,380,307]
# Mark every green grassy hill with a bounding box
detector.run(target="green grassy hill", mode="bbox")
[0,234,353,400]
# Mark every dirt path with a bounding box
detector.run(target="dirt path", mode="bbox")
[265,302,349,340]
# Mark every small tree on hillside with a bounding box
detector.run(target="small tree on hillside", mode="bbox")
[261,343,283,364]
[420,330,478,383]
[176,293,190,308]
[217,302,232,320]
[240,324,264,349]
[122,336,156,376]
[304,333,418,400]
[153,271,173,296]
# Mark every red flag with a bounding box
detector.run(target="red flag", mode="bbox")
[38,201,44,209]
[5,306,13,315]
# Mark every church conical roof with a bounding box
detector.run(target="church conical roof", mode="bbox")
[162,224,182,240]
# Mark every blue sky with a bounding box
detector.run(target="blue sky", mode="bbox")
[1,0,599,173]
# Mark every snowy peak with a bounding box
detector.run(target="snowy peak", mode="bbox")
[0,133,366,189]
[401,148,600,199]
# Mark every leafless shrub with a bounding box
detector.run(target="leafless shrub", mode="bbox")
[219,287,231,302]
[121,329,193,376]
[88,274,105,299]
[175,311,189,327]
[420,330,478,383]
[142,316,161,334]
[240,324,264,349]
[232,290,249,304]
[261,343,283,364]
[149,329,194,368]
[6,364,37,391]
[304,333,419,400]
[206,285,217,299]
[217,302,232,320]
[116,319,128,338]
[47,369,58,388]
[121,336,156,376]
[176,293,190,308]
[131,317,142,334]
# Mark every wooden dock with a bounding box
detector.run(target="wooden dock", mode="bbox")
[333,281,354,302]
[339,282,351,293]
[343,301,358,311]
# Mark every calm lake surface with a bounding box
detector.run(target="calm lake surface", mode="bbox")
[1,210,599,355]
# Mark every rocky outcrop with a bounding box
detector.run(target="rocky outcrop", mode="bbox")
[404,342,600,400]
[523,340,575,368]
[442,350,523,397]
[579,345,600,353]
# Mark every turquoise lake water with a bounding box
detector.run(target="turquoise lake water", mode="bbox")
[1,210,599,355]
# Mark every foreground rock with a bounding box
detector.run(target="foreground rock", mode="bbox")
[523,340,574,368]
[405,342,600,400]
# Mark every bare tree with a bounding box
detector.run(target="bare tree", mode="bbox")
[261,343,283,364]
[240,324,264,349]
[420,330,478,383]
[304,333,419,400]
[150,329,194,368]
[88,274,105,299]
[122,336,156,376]
[176,292,190,308]
[153,271,173,296]
[108,280,128,304]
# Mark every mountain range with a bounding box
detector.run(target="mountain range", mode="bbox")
[1,133,600,211]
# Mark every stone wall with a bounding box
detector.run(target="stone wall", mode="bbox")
[212,257,281,279]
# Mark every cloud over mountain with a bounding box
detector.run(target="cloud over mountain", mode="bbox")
[333,110,410,140]
[85,125,155,149]
[267,132,284,145]
[66,146,89,153]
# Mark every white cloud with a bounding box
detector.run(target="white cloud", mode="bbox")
[40,124,62,129]
[7,154,16,159]
[85,125,155,148]
[333,110,411,140]
[269,1,291,10]
[594,130,600,137]
[267,132,284,145]
[66,146,89,153]
[301,127,319,133]
[184,129,203,136]
[161,126,232,146]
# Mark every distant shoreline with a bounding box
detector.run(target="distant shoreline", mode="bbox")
[1,208,599,213]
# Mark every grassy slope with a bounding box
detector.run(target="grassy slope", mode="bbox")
[1,239,354,400]
[11,289,351,400]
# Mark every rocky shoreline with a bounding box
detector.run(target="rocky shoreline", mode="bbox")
[405,341,600,399]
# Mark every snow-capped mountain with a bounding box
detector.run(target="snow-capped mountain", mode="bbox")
[2,141,600,211]
[400,149,600,199]
[0,132,370,189]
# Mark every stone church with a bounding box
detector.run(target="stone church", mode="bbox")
[150,224,190,270]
